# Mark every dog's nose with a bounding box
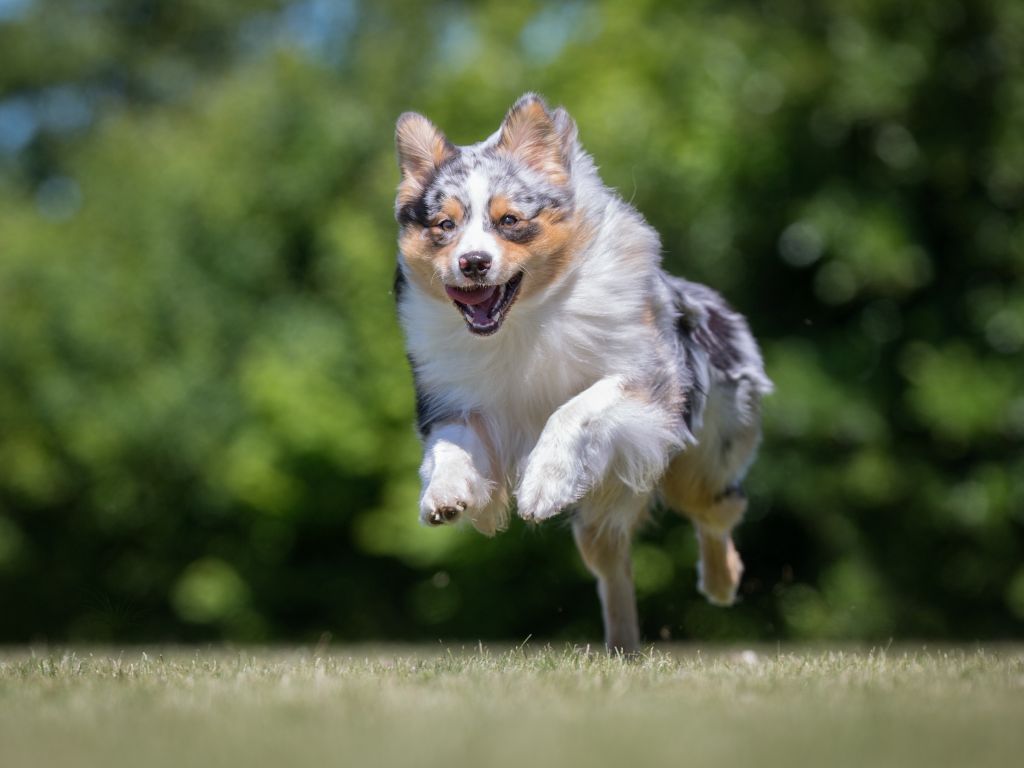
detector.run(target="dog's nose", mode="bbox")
[459,252,491,279]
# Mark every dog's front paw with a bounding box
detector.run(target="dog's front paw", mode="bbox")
[516,449,583,523]
[420,466,492,528]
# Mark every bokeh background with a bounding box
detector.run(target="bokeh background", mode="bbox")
[1,0,1022,644]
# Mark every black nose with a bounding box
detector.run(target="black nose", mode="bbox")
[459,252,492,279]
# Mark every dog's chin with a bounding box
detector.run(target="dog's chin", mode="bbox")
[444,272,524,336]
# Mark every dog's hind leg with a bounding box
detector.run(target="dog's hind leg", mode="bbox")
[689,490,747,606]
[573,521,639,653]
[660,452,751,607]
[572,491,649,654]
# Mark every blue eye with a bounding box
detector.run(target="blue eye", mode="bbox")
[499,214,519,227]
[438,219,456,231]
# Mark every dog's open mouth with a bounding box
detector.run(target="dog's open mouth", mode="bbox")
[444,272,524,335]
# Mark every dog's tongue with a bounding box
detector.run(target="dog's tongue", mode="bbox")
[445,285,496,305]
[446,285,499,325]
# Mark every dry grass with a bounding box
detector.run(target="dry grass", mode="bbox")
[1,644,1022,767]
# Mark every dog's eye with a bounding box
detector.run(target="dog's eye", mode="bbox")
[437,219,456,232]
[499,214,519,227]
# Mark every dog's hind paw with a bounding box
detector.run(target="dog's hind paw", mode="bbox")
[696,531,744,606]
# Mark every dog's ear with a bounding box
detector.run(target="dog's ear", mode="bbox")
[497,93,575,185]
[551,105,579,153]
[395,112,455,200]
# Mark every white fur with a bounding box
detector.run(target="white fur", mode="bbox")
[418,422,495,528]
[451,167,503,279]
[517,375,680,523]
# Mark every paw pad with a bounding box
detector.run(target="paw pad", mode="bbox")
[426,501,466,526]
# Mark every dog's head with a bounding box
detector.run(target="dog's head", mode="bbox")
[394,93,584,336]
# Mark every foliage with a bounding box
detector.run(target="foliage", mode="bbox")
[0,0,1022,642]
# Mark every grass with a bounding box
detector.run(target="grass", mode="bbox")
[1,644,1022,768]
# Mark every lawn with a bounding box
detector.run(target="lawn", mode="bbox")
[1,645,1021,767]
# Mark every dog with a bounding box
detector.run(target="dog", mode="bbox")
[392,93,772,652]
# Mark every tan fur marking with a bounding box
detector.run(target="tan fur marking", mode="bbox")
[487,195,517,223]
[496,97,569,185]
[395,112,455,207]
[661,453,748,606]
[697,530,744,606]
[642,302,657,329]
[661,453,719,514]
[438,198,465,227]
[398,228,454,302]
[397,200,468,303]
[499,212,594,300]
[661,453,748,533]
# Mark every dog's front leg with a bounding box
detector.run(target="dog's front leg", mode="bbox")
[517,376,681,522]
[419,419,500,533]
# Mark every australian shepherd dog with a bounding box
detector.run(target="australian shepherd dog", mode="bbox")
[393,93,772,652]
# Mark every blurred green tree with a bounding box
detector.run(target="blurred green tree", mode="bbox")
[0,0,1021,642]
